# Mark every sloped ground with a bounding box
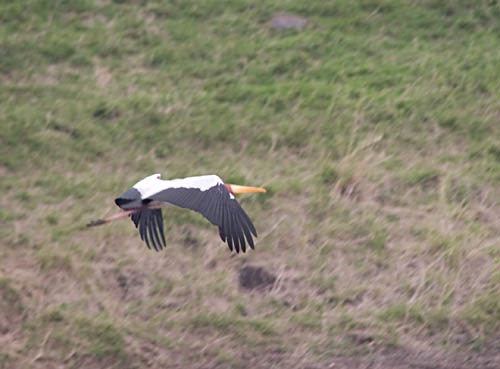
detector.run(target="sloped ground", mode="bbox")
[1,1,499,368]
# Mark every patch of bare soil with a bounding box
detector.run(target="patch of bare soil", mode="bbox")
[0,279,26,335]
[298,341,500,369]
[181,338,494,369]
[238,264,277,291]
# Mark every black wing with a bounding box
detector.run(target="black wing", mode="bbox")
[130,208,166,251]
[149,184,257,253]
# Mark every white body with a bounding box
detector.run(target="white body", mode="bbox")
[132,174,234,199]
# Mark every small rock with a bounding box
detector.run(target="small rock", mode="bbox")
[269,13,308,31]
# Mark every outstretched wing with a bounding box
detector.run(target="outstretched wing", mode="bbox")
[149,179,257,253]
[130,208,165,251]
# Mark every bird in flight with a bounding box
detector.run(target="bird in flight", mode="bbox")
[87,174,266,253]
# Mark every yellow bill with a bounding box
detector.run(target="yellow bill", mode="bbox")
[228,184,267,194]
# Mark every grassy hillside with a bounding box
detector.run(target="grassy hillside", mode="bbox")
[1,1,499,368]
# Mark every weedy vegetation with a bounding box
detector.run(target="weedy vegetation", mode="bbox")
[1,0,499,368]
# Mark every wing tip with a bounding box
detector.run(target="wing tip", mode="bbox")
[132,209,167,252]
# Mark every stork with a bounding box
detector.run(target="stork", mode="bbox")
[88,174,266,253]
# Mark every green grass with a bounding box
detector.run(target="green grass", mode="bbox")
[1,0,499,368]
